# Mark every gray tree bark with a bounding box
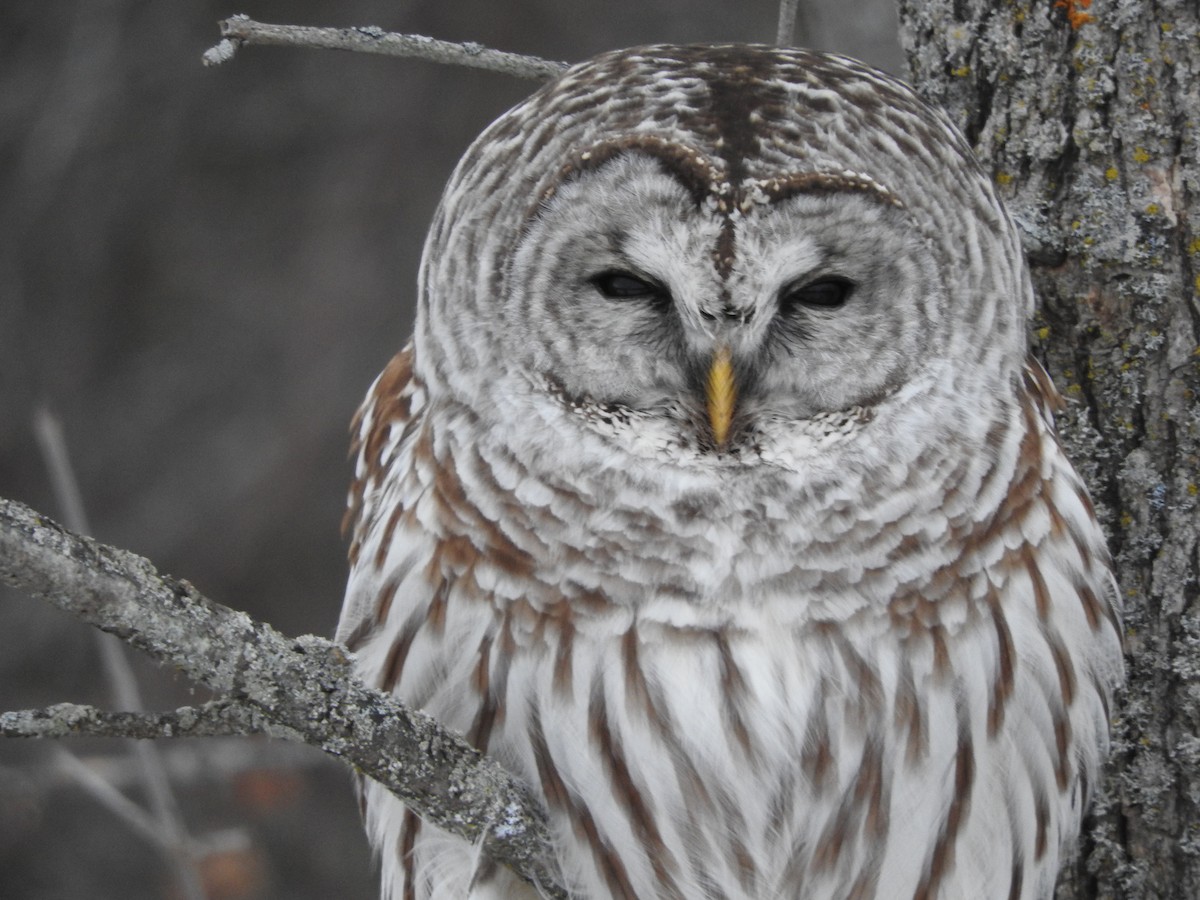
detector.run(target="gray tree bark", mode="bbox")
[898,1,1200,897]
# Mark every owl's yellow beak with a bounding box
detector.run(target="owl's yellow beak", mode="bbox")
[706,345,736,447]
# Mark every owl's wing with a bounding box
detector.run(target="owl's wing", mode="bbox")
[337,343,428,656]
[338,347,538,899]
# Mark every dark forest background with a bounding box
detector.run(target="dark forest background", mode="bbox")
[0,2,901,898]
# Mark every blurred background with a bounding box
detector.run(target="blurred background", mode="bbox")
[0,2,902,897]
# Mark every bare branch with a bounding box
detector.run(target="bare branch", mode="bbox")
[2,700,302,741]
[46,748,257,874]
[52,747,180,853]
[203,15,569,82]
[13,739,328,797]
[32,408,92,535]
[776,0,802,46]
[0,495,566,898]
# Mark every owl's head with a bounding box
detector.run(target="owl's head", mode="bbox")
[415,45,1033,472]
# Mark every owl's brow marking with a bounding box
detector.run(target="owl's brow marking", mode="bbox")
[536,146,903,292]
[538,134,723,211]
[750,170,904,210]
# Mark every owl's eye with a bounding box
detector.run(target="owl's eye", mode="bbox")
[779,277,854,311]
[591,270,668,302]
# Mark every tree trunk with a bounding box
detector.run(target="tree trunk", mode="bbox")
[897,1,1200,896]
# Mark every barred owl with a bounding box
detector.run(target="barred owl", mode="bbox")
[338,45,1123,899]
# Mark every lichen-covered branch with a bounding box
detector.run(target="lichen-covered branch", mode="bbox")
[202,15,568,81]
[898,1,1200,897]
[1,699,300,741]
[0,496,566,899]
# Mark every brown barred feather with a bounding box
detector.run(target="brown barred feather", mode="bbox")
[588,682,685,898]
[914,704,976,900]
[399,809,419,900]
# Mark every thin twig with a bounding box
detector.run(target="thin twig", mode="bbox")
[32,409,91,535]
[32,409,207,900]
[48,748,255,874]
[16,739,328,796]
[0,496,566,899]
[203,15,568,82]
[2,700,303,741]
[52,747,182,854]
[776,0,802,46]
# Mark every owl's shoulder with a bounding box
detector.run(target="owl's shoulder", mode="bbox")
[344,344,423,551]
